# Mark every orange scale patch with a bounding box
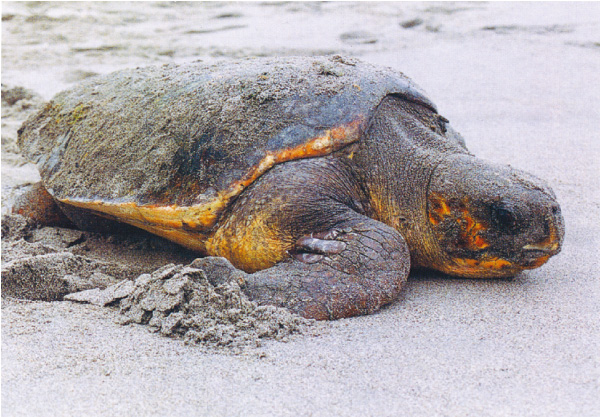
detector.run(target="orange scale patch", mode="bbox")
[458,208,489,251]
[428,193,451,225]
[448,256,515,277]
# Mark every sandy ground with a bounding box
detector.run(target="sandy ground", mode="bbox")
[2,2,600,416]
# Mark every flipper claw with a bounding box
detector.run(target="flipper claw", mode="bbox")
[296,235,347,256]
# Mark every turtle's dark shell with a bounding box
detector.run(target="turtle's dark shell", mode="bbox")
[18,56,434,238]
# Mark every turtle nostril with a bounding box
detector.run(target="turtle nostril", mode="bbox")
[546,203,562,236]
[543,219,551,236]
[550,203,561,219]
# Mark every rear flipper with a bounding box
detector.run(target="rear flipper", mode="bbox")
[12,182,74,228]
[12,182,139,234]
[245,214,410,320]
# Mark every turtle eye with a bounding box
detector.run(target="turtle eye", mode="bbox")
[491,205,517,234]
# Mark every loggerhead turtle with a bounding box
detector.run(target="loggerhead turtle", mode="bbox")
[15,56,564,320]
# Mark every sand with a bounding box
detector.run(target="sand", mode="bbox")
[2,2,599,416]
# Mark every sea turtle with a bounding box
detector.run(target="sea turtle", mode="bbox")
[16,56,564,320]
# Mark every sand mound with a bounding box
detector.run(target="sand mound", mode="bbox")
[67,261,312,350]
[1,213,176,300]
[2,213,313,350]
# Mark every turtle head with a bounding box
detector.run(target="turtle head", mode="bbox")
[424,154,564,278]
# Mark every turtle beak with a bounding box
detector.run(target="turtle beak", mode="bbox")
[520,201,564,268]
[522,242,560,254]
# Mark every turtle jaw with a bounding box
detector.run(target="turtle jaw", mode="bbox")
[443,251,557,279]
[430,235,562,279]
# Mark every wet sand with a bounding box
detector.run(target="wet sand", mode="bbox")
[2,2,599,416]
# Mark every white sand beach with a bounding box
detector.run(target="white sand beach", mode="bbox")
[2,2,599,416]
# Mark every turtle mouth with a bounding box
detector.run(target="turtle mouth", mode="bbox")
[522,242,560,253]
[443,239,562,277]
[522,245,559,258]
[519,241,561,268]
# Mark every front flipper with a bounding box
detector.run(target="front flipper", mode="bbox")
[207,158,410,320]
[245,215,410,320]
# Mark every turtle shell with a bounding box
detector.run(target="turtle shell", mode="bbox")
[18,56,435,249]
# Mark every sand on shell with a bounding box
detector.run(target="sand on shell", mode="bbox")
[2,2,599,417]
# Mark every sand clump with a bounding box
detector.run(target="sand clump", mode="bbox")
[67,261,312,350]
[1,213,182,300]
[2,213,313,350]
[2,85,47,209]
